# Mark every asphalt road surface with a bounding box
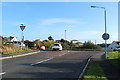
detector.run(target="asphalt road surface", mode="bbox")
[2,50,102,79]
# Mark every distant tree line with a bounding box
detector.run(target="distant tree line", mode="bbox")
[1,36,102,50]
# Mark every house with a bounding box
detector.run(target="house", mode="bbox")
[108,41,120,50]
[6,36,25,47]
[71,40,79,44]
[8,35,18,42]
[71,40,83,47]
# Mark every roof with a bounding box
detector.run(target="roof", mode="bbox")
[71,40,78,41]
[113,41,120,42]
[113,41,120,45]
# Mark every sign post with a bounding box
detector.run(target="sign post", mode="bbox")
[20,24,26,48]
[102,33,110,40]
[102,33,110,58]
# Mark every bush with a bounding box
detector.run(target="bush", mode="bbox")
[45,40,54,49]
[81,41,102,50]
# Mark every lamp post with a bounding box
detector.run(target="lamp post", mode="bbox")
[91,6,110,58]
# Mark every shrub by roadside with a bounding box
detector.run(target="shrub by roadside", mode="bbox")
[0,44,32,55]
[82,61,108,80]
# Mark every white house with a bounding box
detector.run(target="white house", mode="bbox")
[7,36,25,47]
[108,41,120,50]
[71,40,83,47]
[8,35,18,42]
[71,40,79,44]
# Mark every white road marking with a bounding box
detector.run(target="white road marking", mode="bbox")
[31,51,70,66]
[59,52,67,57]
[30,58,53,66]
[0,72,6,75]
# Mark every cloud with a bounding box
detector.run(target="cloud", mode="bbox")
[40,18,84,25]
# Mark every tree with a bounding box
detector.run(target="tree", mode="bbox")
[48,36,54,41]
[60,38,65,43]
[24,40,30,47]
[45,40,54,49]
[2,37,8,42]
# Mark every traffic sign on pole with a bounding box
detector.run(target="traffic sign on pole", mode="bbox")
[20,24,26,31]
[20,25,26,31]
[102,33,110,40]
[20,24,26,49]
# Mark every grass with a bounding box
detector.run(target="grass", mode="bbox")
[106,52,120,69]
[0,44,32,55]
[83,61,108,80]
[107,51,120,59]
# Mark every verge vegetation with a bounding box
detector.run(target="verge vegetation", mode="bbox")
[0,44,32,55]
[106,51,120,69]
[82,61,108,80]
[69,41,102,51]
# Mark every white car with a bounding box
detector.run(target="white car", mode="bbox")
[52,43,63,51]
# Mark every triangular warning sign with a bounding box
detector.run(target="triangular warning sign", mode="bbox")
[20,26,26,31]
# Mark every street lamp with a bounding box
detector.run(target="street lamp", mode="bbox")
[91,6,107,33]
[91,6,110,58]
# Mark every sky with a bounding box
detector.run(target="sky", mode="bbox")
[1,2,118,44]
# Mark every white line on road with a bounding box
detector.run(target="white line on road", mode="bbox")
[30,58,53,66]
[59,52,68,57]
[0,72,6,75]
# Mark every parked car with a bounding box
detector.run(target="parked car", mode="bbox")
[40,46,45,50]
[52,43,63,51]
[113,46,120,51]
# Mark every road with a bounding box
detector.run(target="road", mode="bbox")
[1,50,102,79]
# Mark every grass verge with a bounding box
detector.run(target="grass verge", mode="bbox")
[107,52,120,69]
[0,44,32,55]
[82,61,108,80]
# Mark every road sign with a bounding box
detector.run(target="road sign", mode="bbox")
[102,33,110,40]
[20,25,26,31]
